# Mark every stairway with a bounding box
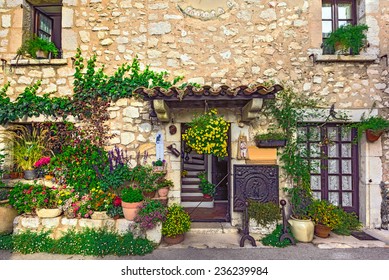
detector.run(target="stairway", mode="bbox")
[181,153,214,208]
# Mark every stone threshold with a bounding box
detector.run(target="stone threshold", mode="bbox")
[315,54,377,63]
[10,58,68,66]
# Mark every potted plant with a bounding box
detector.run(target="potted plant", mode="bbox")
[152,159,166,172]
[254,131,287,148]
[135,200,168,244]
[89,188,115,220]
[353,115,389,142]
[198,172,216,199]
[106,195,123,219]
[307,199,340,238]
[286,186,315,242]
[33,156,51,179]
[162,204,191,244]
[17,35,59,59]
[120,187,144,221]
[323,23,369,55]
[129,165,165,198]
[0,188,18,234]
[156,179,174,198]
[182,109,230,158]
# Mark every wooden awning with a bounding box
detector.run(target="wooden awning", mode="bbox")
[134,84,283,122]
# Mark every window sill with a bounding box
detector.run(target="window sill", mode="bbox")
[315,54,377,63]
[10,58,68,66]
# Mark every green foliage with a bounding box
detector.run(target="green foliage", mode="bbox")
[332,208,362,235]
[18,35,59,58]
[324,24,369,55]
[352,115,389,141]
[254,131,287,141]
[48,140,108,192]
[198,172,216,196]
[106,204,124,219]
[248,200,280,227]
[6,228,154,256]
[8,182,59,214]
[121,187,144,203]
[162,204,191,238]
[0,188,9,200]
[129,165,166,193]
[285,186,313,220]
[307,199,341,229]
[261,224,294,248]
[0,233,13,250]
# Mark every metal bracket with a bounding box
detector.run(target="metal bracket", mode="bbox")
[380,54,388,67]
[309,54,316,66]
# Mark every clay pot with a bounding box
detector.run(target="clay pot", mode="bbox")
[365,129,383,142]
[0,205,18,234]
[163,233,185,245]
[121,201,143,221]
[143,191,156,199]
[314,224,332,238]
[157,187,169,198]
[203,194,212,199]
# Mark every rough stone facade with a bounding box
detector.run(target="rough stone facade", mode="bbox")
[0,0,388,228]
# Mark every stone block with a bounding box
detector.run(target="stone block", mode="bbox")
[121,132,135,145]
[116,219,133,235]
[149,22,171,35]
[79,218,103,229]
[123,106,140,118]
[62,29,78,51]
[1,14,11,28]
[41,217,61,228]
[79,30,90,43]
[21,216,40,229]
[61,217,78,227]
[62,7,74,28]
[145,222,162,244]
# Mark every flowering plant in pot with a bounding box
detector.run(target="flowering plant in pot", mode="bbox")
[162,204,191,244]
[353,115,389,142]
[182,109,229,158]
[106,195,123,219]
[33,156,51,179]
[134,200,168,231]
[89,187,115,219]
[121,187,144,221]
[307,199,340,238]
[156,179,174,198]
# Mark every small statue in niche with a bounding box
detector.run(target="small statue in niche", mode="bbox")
[238,134,248,159]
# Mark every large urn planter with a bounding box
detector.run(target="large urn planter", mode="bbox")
[163,234,185,245]
[0,202,18,234]
[121,201,143,221]
[314,224,331,238]
[365,129,383,142]
[36,208,62,218]
[288,216,314,242]
[24,170,36,180]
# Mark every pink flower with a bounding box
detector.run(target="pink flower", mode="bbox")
[33,157,51,168]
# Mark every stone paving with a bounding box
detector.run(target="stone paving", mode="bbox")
[159,222,389,250]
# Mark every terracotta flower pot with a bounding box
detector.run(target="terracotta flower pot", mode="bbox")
[314,224,331,238]
[121,201,143,221]
[163,233,185,245]
[365,129,383,142]
[157,187,169,198]
[203,194,212,199]
[143,191,156,199]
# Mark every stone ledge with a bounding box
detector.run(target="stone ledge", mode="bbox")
[315,54,377,63]
[10,58,68,66]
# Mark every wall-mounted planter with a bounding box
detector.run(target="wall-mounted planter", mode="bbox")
[255,139,287,148]
[365,129,383,142]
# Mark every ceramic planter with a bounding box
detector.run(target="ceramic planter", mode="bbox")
[0,204,18,234]
[288,216,314,242]
[24,170,36,180]
[121,201,143,221]
[36,208,62,218]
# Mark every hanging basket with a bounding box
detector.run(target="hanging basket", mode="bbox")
[365,129,383,142]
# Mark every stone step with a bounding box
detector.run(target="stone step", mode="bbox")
[189,222,239,234]
[182,177,201,184]
[181,200,214,208]
[183,164,205,171]
[181,187,202,193]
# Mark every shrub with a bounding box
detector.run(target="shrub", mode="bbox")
[121,187,143,203]
[307,199,341,230]
[162,204,191,238]
[135,200,168,231]
[248,200,280,227]
[261,224,294,248]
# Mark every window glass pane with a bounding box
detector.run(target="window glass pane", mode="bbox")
[338,21,350,27]
[342,176,352,190]
[322,21,333,38]
[338,3,352,20]
[341,143,351,157]
[342,192,352,207]
[313,192,321,200]
[308,127,320,141]
[328,143,339,157]
[329,192,339,206]
[328,159,339,173]
[327,127,338,141]
[311,175,322,190]
[310,159,321,173]
[310,143,321,158]
[322,3,332,20]
[341,127,351,141]
[297,127,307,141]
[329,176,339,190]
[342,160,352,174]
